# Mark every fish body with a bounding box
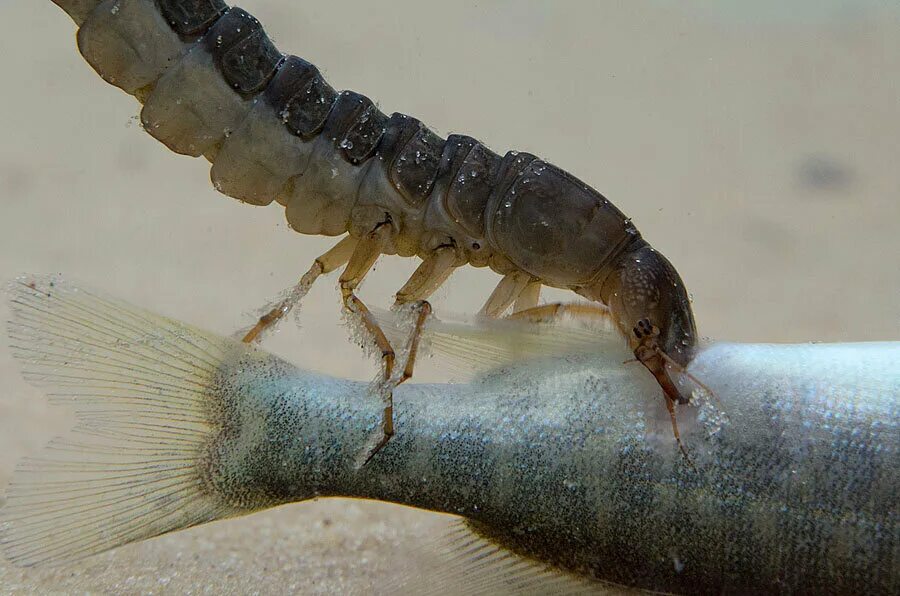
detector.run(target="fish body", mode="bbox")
[212,342,899,594]
[2,278,898,594]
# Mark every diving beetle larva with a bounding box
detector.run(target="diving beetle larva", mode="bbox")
[49,0,704,459]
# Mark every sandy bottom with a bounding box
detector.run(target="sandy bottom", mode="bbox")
[0,0,898,593]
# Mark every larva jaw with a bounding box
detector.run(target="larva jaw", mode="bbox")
[633,333,692,406]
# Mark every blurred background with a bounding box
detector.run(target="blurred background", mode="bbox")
[1,0,898,592]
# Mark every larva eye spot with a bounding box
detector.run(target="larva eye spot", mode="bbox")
[633,318,659,340]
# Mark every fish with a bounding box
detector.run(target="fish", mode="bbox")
[0,275,897,594]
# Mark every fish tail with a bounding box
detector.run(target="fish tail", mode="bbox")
[1,275,245,567]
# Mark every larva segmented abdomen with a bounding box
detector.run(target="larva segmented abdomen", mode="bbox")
[141,7,281,158]
[56,0,635,277]
[60,0,487,253]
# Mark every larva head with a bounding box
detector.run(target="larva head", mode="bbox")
[596,243,698,371]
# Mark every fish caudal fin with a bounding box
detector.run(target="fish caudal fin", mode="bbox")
[1,276,243,567]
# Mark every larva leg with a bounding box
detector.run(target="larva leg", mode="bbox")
[478,271,533,318]
[340,224,393,379]
[390,301,433,388]
[338,224,398,462]
[383,246,457,391]
[241,236,358,344]
[512,281,542,313]
[663,392,691,461]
